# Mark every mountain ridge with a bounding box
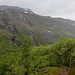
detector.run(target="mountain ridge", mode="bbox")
[0,5,75,46]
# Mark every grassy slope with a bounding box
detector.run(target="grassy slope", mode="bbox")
[0,31,19,54]
[0,9,75,46]
[42,67,75,75]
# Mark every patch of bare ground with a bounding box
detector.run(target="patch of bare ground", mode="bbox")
[60,68,69,75]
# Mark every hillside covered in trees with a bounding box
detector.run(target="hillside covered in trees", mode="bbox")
[0,36,75,75]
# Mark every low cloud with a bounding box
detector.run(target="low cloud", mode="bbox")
[0,0,75,20]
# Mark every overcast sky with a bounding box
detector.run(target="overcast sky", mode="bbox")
[0,0,75,21]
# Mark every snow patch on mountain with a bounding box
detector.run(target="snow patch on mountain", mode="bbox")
[48,30,52,33]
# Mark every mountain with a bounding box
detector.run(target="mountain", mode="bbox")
[0,5,75,46]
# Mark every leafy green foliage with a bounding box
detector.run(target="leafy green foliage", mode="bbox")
[20,35,33,75]
[52,37,75,67]
[0,37,75,75]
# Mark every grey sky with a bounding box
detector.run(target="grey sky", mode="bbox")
[0,0,75,20]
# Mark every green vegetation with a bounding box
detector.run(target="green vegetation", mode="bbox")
[0,32,19,54]
[0,36,75,75]
[0,6,75,75]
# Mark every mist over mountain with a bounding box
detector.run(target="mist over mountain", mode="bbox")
[0,5,75,46]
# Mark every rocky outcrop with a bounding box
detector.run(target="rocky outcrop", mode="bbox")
[0,5,75,45]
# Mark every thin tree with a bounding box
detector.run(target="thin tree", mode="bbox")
[20,35,33,75]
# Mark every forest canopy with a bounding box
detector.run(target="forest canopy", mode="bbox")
[0,37,75,75]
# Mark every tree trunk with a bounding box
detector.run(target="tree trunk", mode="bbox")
[70,57,72,67]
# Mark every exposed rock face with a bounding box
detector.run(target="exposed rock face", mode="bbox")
[0,25,18,34]
[0,5,75,45]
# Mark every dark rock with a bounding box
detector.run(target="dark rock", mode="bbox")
[41,68,49,73]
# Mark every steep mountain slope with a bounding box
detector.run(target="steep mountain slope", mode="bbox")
[0,5,75,46]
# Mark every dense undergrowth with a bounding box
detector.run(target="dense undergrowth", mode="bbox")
[0,35,75,75]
